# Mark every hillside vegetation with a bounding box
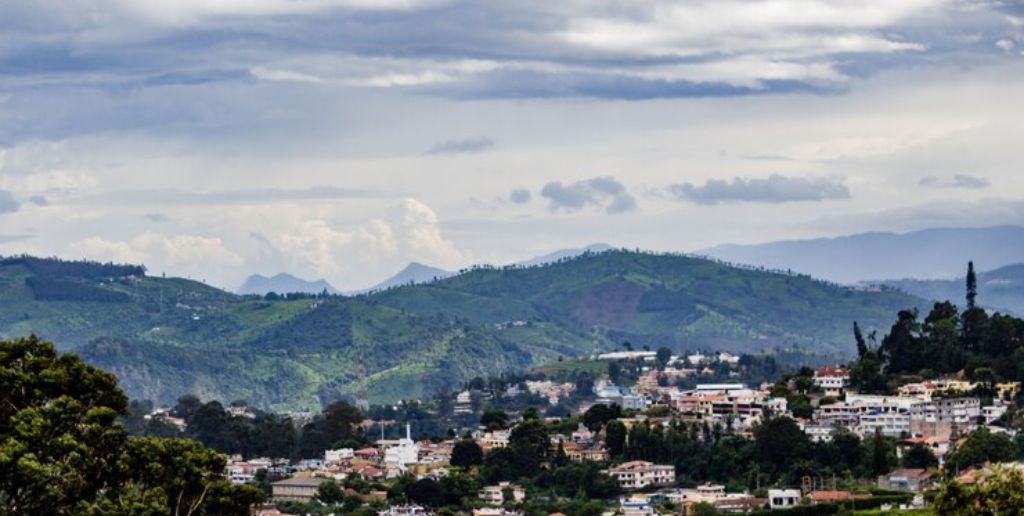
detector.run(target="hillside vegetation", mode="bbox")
[0,251,923,410]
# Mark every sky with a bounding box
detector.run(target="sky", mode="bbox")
[2,0,1024,290]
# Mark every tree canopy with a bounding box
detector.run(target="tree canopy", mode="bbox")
[0,336,261,515]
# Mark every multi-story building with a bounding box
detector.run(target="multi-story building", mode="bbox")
[909,398,981,439]
[813,367,849,397]
[606,461,676,490]
[856,412,911,438]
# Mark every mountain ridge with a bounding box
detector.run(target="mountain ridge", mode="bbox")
[0,251,925,410]
[699,225,1024,284]
[237,272,339,296]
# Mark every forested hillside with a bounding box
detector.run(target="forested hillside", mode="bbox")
[0,251,923,410]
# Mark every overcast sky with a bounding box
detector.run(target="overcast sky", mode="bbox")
[2,0,1024,290]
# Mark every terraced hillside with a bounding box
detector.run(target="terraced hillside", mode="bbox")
[0,252,924,410]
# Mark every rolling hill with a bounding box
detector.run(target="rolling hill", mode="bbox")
[0,251,924,411]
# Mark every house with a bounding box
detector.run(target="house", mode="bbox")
[767,489,800,509]
[877,468,935,492]
[813,367,850,397]
[566,445,610,463]
[271,476,327,502]
[606,461,676,490]
[478,482,526,506]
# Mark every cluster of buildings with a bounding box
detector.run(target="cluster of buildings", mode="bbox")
[246,354,1020,515]
[800,367,1019,465]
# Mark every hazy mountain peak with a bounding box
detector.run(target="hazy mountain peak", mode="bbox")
[237,272,339,295]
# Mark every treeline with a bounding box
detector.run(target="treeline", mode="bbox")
[126,396,368,460]
[851,261,1024,393]
[1,255,145,279]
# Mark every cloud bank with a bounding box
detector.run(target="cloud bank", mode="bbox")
[669,175,851,205]
[919,174,991,189]
[541,177,636,214]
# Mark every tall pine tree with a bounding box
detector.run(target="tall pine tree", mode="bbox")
[966,261,978,310]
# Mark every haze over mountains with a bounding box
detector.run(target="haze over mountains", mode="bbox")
[237,273,340,296]
[883,264,1024,316]
[1,251,922,410]
[700,225,1024,285]
[236,243,615,295]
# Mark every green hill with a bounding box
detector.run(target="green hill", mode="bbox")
[0,252,924,410]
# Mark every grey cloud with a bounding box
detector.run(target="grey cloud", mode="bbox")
[0,233,33,243]
[426,137,495,156]
[509,188,531,204]
[541,176,636,214]
[144,212,170,222]
[919,174,990,189]
[68,186,376,206]
[669,175,851,205]
[0,190,20,214]
[28,195,48,206]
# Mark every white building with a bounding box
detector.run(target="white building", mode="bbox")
[813,367,850,397]
[768,489,801,509]
[478,482,526,506]
[857,412,911,438]
[384,424,419,468]
[606,461,676,490]
[324,448,354,465]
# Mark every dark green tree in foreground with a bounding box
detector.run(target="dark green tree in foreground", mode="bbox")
[0,336,261,515]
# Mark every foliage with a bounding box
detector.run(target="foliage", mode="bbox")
[450,439,484,469]
[934,468,1024,515]
[0,336,260,515]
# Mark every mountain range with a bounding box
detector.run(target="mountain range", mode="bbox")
[0,251,924,411]
[700,225,1024,284]
[882,263,1024,316]
[236,243,614,295]
[237,273,340,296]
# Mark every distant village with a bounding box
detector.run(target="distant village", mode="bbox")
[136,348,1024,515]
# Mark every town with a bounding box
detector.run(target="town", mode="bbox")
[140,348,1020,515]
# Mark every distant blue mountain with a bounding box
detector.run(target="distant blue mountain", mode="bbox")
[237,273,339,296]
[516,243,614,267]
[357,262,453,293]
[699,225,1024,284]
[883,263,1024,315]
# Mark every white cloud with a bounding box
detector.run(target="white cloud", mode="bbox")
[68,232,244,278]
[268,198,468,287]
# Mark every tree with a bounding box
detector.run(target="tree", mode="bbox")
[935,468,1024,515]
[656,347,672,370]
[854,321,868,358]
[405,478,444,507]
[481,410,509,431]
[947,427,1017,470]
[901,443,938,469]
[605,420,627,457]
[967,261,978,311]
[0,336,261,515]
[753,417,810,469]
[868,429,892,477]
[582,404,622,431]
[608,361,622,384]
[317,479,345,504]
[450,440,484,469]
